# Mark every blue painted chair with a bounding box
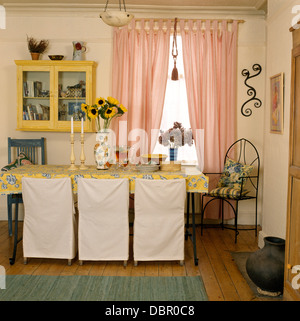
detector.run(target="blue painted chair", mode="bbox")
[6,137,45,236]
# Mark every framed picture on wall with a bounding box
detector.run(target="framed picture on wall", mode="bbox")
[270,72,284,134]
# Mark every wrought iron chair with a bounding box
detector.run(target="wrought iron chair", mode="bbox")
[201,138,260,243]
[6,137,45,236]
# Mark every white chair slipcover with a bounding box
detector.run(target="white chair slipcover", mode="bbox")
[22,177,77,264]
[77,178,129,264]
[133,178,186,264]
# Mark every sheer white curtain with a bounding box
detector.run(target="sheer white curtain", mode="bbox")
[153,37,197,164]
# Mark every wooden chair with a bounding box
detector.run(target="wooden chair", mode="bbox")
[133,178,186,266]
[201,138,260,243]
[6,137,45,236]
[77,178,129,266]
[22,177,76,265]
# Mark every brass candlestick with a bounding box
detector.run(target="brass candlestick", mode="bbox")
[79,133,88,170]
[69,133,77,170]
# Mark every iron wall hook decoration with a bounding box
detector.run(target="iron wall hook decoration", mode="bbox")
[241,64,262,117]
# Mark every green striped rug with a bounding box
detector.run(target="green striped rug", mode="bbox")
[0,276,208,301]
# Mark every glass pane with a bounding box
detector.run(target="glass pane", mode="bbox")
[58,71,86,121]
[23,71,50,121]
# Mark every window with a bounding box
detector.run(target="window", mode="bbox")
[153,36,197,164]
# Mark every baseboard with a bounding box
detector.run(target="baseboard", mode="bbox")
[0,208,7,221]
[258,230,267,248]
[0,205,24,221]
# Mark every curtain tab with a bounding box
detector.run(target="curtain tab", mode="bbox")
[221,20,227,32]
[232,20,238,33]
[157,19,163,29]
[213,20,218,30]
[196,20,202,31]
[166,19,172,30]
[128,18,135,30]
[149,19,154,30]
[205,20,211,31]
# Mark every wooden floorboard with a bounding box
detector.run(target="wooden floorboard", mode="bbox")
[0,221,280,301]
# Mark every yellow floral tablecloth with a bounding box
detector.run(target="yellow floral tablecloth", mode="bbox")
[0,164,208,195]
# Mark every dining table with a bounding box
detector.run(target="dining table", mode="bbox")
[0,164,209,266]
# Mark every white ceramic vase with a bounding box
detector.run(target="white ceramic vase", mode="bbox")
[94,130,112,170]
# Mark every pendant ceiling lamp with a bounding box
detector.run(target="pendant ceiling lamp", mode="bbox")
[100,0,134,27]
[171,18,179,81]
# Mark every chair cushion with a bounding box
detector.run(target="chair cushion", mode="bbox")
[209,187,249,199]
[217,158,253,190]
[1,152,33,172]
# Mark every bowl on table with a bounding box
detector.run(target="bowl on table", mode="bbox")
[141,154,168,165]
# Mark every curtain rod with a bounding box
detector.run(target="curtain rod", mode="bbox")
[132,18,245,24]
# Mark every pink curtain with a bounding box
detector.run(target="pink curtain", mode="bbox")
[112,19,171,154]
[180,20,238,219]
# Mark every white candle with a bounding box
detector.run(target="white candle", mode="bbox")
[71,117,73,134]
[81,117,84,134]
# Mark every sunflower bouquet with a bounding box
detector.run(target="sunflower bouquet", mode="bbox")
[81,96,127,132]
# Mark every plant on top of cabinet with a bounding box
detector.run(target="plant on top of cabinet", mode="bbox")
[27,36,49,60]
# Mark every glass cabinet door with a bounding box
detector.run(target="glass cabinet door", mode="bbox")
[22,71,51,121]
[16,60,96,132]
[57,71,86,122]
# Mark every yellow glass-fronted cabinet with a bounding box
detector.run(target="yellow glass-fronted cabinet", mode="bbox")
[15,60,97,132]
